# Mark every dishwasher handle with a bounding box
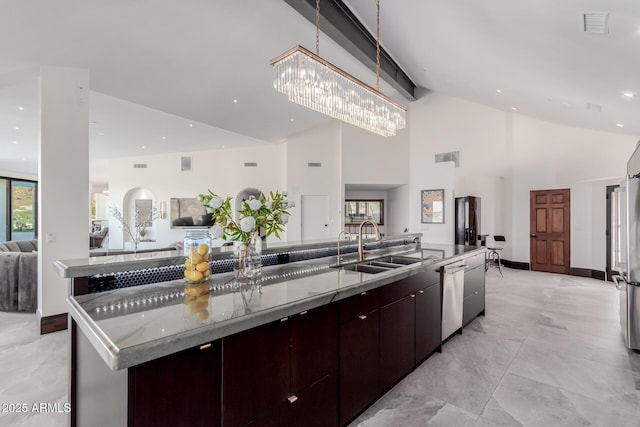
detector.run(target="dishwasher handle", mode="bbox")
[444,264,468,274]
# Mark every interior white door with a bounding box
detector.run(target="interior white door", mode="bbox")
[301,195,330,241]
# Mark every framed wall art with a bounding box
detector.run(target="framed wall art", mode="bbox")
[421,189,444,224]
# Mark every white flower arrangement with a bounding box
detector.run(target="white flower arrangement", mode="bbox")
[199,190,293,243]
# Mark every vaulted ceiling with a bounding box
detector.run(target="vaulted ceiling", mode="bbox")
[1,0,638,182]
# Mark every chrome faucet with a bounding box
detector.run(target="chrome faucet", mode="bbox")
[337,230,353,266]
[358,220,382,261]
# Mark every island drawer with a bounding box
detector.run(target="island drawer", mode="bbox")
[339,288,379,323]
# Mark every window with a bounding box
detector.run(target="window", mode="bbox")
[345,199,383,225]
[0,177,38,242]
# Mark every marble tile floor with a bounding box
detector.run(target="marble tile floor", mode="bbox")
[1,268,639,426]
[351,268,640,427]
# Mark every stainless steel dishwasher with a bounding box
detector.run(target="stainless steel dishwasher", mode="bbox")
[442,262,466,341]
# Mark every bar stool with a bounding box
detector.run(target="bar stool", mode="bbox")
[486,235,506,277]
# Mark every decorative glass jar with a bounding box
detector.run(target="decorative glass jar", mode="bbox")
[183,230,212,284]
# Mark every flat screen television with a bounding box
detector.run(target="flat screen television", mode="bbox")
[170,198,214,228]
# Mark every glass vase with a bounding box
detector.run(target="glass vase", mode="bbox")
[233,232,262,281]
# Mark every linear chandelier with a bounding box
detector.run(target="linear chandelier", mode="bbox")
[270,0,407,137]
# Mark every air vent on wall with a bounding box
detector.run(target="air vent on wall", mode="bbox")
[244,162,258,167]
[434,151,460,168]
[308,162,322,167]
[580,12,609,34]
[133,163,147,169]
[181,156,192,172]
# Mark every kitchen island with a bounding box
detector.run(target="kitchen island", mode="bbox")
[60,236,485,427]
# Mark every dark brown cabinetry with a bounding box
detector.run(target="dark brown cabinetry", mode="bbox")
[415,281,442,363]
[129,341,222,427]
[339,289,380,426]
[380,294,415,388]
[223,304,338,427]
[462,252,486,326]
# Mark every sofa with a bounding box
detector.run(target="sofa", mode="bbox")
[90,227,109,249]
[0,240,37,312]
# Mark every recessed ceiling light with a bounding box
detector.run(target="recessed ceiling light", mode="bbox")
[17,106,24,111]
[617,123,624,127]
[290,118,294,122]
[142,145,147,149]
[233,99,238,103]
[188,123,193,127]
[162,136,166,140]
[14,127,19,131]
[623,92,634,98]
[511,107,517,110]
[495,89,502,93]
[11,141,17,144]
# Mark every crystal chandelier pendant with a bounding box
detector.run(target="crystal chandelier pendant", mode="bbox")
[270,45,407,137]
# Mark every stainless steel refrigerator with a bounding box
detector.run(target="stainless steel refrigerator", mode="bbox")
[613,143,640,351]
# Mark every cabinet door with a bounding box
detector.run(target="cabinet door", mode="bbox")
[379,296,415,390]
[131,341,221,427]
[222,319,291,427]
[415,282,442,362]
[339,310,379,425]
[464,263,485,298]
[291,305,338,393]
[289,374,338,427]
[463,288,485,327]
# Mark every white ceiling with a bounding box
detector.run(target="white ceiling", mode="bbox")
[1,0,639,183]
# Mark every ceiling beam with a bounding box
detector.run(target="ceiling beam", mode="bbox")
[283,0,417,101]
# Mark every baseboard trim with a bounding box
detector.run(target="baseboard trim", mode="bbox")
[38,311,68,335]
[501,259,530,270]
[569,267,606,281]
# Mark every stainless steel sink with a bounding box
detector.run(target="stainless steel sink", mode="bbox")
[341,264,392,274]
[370,255,421,266]
[336,254,422,274]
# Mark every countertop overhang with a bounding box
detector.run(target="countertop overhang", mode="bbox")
[68,244,485,371]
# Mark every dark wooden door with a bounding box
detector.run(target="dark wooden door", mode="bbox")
[530,189,571,274]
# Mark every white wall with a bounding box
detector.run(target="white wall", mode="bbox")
[286,122,342,242]
[408,92,638,270]
[387,185,410,235]
[38,66,90,319]
[341,124,409,185]
[509,115,635,265]
[107,143,286,248]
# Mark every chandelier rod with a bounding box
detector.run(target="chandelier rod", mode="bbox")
[376,0,380,91]
[315,0,321,55]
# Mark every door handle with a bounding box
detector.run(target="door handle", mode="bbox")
[530,234,536,237]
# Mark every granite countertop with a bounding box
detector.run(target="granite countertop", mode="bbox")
[68,243,485,371]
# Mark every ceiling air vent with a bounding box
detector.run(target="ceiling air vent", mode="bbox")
[308,162,322,167]
[133,163,147,169]
[181,156,192,172]
[434,151,460,168]
[580,12,609,34]
[244,162,258,167]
